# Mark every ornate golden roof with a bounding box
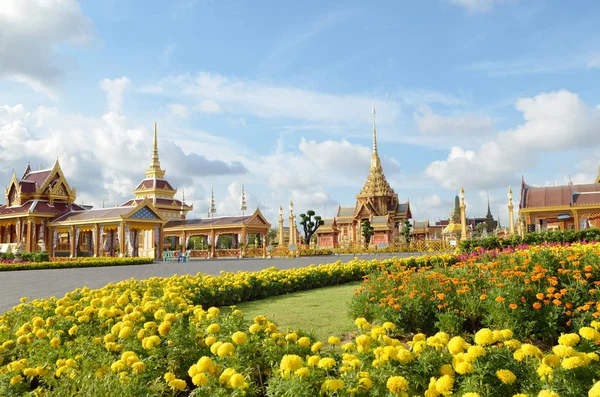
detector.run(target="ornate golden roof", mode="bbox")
[357,104,396,198]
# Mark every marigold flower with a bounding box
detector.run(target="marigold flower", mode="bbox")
[496,369,516,384]
[386,376,408,395]
[321,379,344,392]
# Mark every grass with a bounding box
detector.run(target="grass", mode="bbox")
[235,282,361,341]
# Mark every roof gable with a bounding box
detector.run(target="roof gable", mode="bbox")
[130,206,161,220]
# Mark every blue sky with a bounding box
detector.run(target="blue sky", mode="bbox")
[1,0,600,225]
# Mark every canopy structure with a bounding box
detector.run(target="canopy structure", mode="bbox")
[163,208,271,258]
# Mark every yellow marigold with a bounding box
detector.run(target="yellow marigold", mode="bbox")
[131,362,146,374]
[158,322,172,336]
[168,378,187,391]
[295,367,310,378]
[589,380,600,397]
[448,336,468,355]
[521,343,543,358]
[474,328,495,346]
[455,362,474,375]
[50,337,61,347]
[231,331,247,345]
[588,352,600,361]
[111,361,126,373]
[10,375,23,385]
[196,356,217,373]
[285,332,298,342]
[68,325,79,336]
[397,348,414,364]
[558,333,580,347]
[382,322,397,330]
[356,334,371,352]
[217,342,235,358]
[321,379,344,392]
[328,336,341,346]
[249,324,261,334]
[35,329,47,339]
[552,345,574,358]
[579,327,600,341]
[542,354,561,367]
[387,376,409,395]
[192,373,209,386]
[207,307,220,318]
[118,326,132,339]
[467,345,486,359]
[317,357,336,370]
[354,318,371,330]
[505,339,522,350]
[435,375,454,393]
[496,369,516,384]
[358,377,373,390]
[280,354,303,376]
[562,356,586,370]
[229,373,246,388]
[463,394,480,397]
[440,364,454,376]
[297,336,311,348]
[307,355,321,367]
[311,341,323,352]
[537,363,553,378]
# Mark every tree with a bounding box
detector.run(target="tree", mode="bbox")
[473,222,486,238]
[299,210,324,244]
[402,220,412,243]
[267,228,278,245]
[453,195,461,224]
[361,220,374,247]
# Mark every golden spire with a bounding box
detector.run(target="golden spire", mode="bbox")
[358,103,394,198]
[145,122,165,179]
[370,102,381,171]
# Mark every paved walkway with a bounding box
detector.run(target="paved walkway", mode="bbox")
[0,253,423,314]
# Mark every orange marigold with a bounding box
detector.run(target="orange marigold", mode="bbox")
[495,296,505,303]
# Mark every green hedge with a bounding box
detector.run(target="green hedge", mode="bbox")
[458,227,600,253]
[0,257,154,272]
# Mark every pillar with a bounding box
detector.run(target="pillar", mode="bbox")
[278,207,284,246]
[48,228,54,257]
[70,225,76,257]
[94,224,100,257]
[507,186,515,235]
[210,229,216,259]
[460,187,467,241]
[262,234,267,258]
[27,219,33,252]
[119,223,125,257]
[573,210,580,231]
[158,225,164,259]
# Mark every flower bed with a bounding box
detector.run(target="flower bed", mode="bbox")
[2,301,600,395]
[0,257,154,272]
[351,242,600,344]
[0,255,457,396]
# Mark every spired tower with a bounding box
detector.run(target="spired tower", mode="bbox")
[124,122,193,220]
[355,104,408,224]
[327,104,411,249]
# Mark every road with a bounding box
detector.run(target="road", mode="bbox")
[0,253,423,314]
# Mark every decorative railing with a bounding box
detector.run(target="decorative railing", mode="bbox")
[216,249,240,258]
[189,250,209,259]
[244,248,264,257]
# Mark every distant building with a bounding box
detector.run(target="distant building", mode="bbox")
[316,105,411,248]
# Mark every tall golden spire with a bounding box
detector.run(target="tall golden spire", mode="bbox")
[358,103,394,198]
[370,102,382,171]
[145,122,165,179]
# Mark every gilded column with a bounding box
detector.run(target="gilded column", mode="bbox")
[573,209,580,231]
[210,229,216,259]
[460,187,467,241]
[158,225,164,259]
[119,222,126,257]
[288,201,295,249]
[27,219,34,252]
[94,224,100,257]
[70,225,76,258]
[507,187,515,235]
[278,205,284,246]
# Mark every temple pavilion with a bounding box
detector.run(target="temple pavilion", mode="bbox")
[518,170,600,232]
[0,123,269,258]
[316,105,411,248]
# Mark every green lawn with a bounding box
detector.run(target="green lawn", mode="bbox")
[235,282,361,341]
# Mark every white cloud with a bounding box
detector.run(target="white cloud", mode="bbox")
[197,99,222,114]
[99,77,131,113]
[168,103,190,119]
[425,90,600,190]
[413,104,494,135]
[140,72,402,125]
[0,0,94,98]
[449,0,509,13]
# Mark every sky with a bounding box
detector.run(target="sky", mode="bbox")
[1,0,600,226]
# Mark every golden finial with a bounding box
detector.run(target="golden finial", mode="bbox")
[372,101,377,155]
[240,185,247,211]
[289,200,294,215]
